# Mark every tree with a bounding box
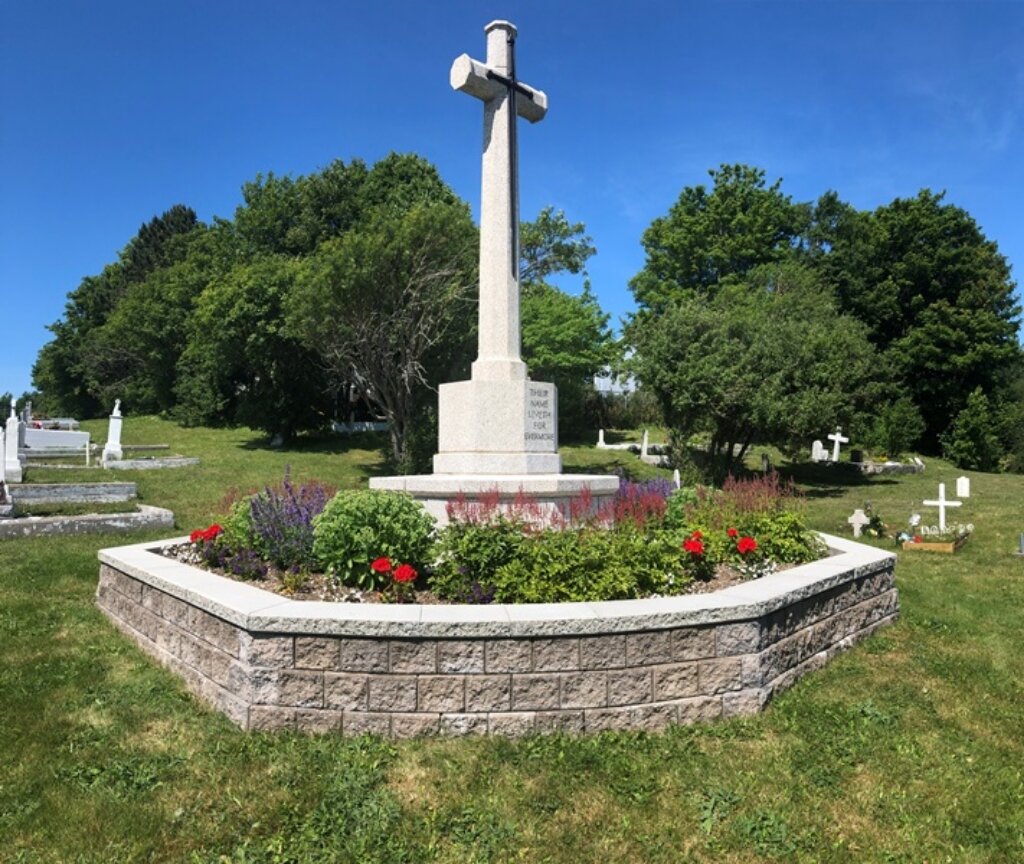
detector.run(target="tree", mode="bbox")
[519,206,596,286]
[288,202,478,469]
[32,205,200,417]
[630,164,809,314]
[811,189,1021,448]
[631,263,879,471]
[941,387,1001,472]
[175,255,331,440]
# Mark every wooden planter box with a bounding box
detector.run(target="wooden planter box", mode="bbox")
[902,534,970,555]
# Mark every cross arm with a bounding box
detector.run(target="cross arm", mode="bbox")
[450,54,548,123]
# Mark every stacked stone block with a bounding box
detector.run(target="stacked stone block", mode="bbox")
[96,558,898,737]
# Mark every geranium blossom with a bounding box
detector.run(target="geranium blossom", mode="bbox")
[737,536,758,555]
[190,524,223,544]
[371,557,393,573]
[727,527,738,538]
[683,537,704,555]
[393,563,417,583]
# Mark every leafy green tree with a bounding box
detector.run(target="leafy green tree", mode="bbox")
[867,396,926,459]
[810,190,1020,447]
[288,202,478,469]
[630,164,809,314]
[175,255,331,440]
[517,207,615,438]
[631,263,879,470]
[32,206,200,417]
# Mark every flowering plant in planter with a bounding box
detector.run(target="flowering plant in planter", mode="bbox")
[371,556,419,603]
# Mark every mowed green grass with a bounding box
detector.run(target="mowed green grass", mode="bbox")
[2,417,1023,863]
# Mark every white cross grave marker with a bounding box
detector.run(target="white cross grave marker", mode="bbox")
[828,426,849,462]
[922,482,962,533]
[847,508,871,538]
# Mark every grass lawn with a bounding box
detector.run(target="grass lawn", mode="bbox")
[3,417,1023,862]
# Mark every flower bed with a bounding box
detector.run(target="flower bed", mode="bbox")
[169,473,827,606]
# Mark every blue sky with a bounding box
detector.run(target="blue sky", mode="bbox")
[1,0,1022,397]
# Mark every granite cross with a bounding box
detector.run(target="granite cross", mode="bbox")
[451,20,548,382]
[922,482,962,533]
[828,426,849,462]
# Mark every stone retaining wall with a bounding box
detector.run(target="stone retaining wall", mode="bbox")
[96,535,897,736]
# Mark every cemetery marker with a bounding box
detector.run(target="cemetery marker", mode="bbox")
[847,508,871,538]
[828,426,849,462]
[922,482,962,533]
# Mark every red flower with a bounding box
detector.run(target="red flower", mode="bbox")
[727,527,738,538]
[371,557,393,574]
[683,538,704,555]
[191,524,223,544]
[690,530,703,540]
[393,563,417,583]
[737,536,758,555]
[912,535,922,544]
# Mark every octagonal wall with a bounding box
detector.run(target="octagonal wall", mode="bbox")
[95,534,897,736]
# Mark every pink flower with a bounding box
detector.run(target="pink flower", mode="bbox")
[393,563,417,583]
[371,557,393,574]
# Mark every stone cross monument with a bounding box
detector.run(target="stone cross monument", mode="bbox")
[434,21,557,475]
[370,21,617,522]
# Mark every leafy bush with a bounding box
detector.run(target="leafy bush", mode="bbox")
[485,524,688,603]
[430,515,528,602]
[312,490,435,589]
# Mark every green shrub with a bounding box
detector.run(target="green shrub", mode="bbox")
[220,498,255,552]
[312,490,435,589]
[480,524,688,604]
[430,516,527,602]
[868,396,925,459]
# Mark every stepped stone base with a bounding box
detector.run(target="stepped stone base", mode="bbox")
[369,473,620,524]
[95,534,898,737]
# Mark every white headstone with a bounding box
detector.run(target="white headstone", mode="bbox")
[811,440,827,463]
[828,426,849,462]
[641,429,649,459]
[5,400,23,482]
[956,476,970,498]
[922,482,962,533]
[597,428,605,447]
[847,508,871,538]
[102,400,124,463]
[673,468,681,489]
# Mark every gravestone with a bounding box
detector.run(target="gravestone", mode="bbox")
[922,482,962,533]
[597,428,605,447]
[673,468,681,489]
[369,21,618,521]
[641,429,649,459]
[811,440,828,463]
[828,426,849,462]
[956,476,970,498]
[847,508,871,538]
[5,400,24,482]
[102,400,124,463]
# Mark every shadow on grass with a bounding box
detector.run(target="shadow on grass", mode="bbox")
[236,430,388,456]
[780,462,898,499]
